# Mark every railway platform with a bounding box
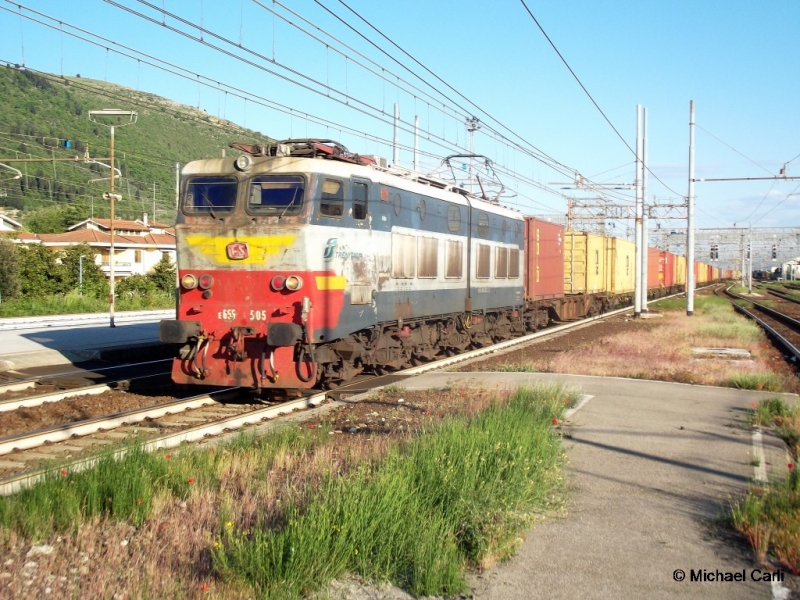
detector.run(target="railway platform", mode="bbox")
[0,319,163,372]
[397,372,797,600]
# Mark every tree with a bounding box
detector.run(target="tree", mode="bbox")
[16,243,65,297]
[25,205,86,233]
[147,254,176,295]
[59,243,108,299]
[0,239,21,301]
[116,274,155,298]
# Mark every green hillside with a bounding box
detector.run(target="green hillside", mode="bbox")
[0,65,273,229]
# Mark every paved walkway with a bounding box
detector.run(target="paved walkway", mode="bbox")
[402,372,796,600]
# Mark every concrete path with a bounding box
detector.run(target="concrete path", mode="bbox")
[402,372,797,600]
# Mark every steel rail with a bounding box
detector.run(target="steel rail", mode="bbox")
[0,358,173,390]
[0,290,687,495]
[0,390,326,495]
[726,288,800,332]
[0,372,172,410]
[0,389,239,456]
[720,286,800,363]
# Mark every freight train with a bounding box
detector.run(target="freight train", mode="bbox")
[159,139,735,391]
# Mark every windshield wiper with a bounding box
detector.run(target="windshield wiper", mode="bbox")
[279,190,299,218]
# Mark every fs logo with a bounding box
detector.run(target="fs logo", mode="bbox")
[323,238,338,260]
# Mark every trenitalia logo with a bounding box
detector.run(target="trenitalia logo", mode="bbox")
[323,238,338,260]
[226,242,249,260]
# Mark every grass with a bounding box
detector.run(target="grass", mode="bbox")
[0,290,174,317]
[0,384,578,599]
[731,398,800,574]
[513,294,795,391]
[728,372,787,392]
[212,386,570,597]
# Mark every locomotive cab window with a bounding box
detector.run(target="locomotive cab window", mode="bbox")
[183,176,237,216]
[246,175,304,215]
[353,182,368,220]
[320,179,344,217]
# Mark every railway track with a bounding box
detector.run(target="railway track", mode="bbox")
[0,358,174,397]
[721,286,800,363]
[0,300,665,496]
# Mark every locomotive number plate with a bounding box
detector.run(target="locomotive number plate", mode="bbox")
[218,309,237,320]
[250,310,267,321]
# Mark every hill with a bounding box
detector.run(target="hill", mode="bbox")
[0,65,273,229]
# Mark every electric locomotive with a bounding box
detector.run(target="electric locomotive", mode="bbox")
[160,140,527,390]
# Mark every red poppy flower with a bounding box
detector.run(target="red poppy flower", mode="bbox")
[789,463,795,470]
[136,498,142,504]
[188,478,195,484]
[60,469,67,476]
[165,454,171,460]
[308,423,314,429]
[552,419,559,425]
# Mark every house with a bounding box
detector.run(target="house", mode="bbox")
[15,213,176,281]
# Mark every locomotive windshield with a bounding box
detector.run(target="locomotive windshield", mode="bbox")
[246,175,305,215]
[183,176,237,216]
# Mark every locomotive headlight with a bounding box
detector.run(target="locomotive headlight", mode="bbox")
[234,154,252,172]
[198,274,214,290]
[270,275,286,291]
[181,274,198,290]
[285,275,303,291]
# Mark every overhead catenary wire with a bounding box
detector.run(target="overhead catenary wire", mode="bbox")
[3,4,574,214]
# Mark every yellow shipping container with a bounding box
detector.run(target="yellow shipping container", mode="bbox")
[605,236,636,294]
[564,232,606,294]
[696,261,709,284]
[675,255,687,286]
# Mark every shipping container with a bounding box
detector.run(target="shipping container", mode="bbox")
[523,217,564,301]
[675,255,687,286]
[662,251,676,288]
[564,232,606,294]
[647,247,663,291]
[695,261,709,284]
[606,236,636,294]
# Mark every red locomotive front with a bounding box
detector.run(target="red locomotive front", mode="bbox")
[160,150,348,391]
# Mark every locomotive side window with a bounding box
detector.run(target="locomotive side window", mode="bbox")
[391,233,416,278]
[246,175,304,215]
[476,243,491,279]
[477,212,490,238]
[320,179,344,217]
[417,236,438,278]
[183,176,237,215]
[509,248,520,278]
[495,246,508,278]
[353,182,368,220]
[445,240,463,279]
[447,205,461,233]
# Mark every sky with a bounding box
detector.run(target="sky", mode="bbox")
[1,0,799,264]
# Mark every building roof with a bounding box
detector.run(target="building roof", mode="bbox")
[68,217,151,233]
[0,214,23,229]
[15,229,176,248]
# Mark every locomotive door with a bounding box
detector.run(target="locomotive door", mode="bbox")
[348,178,376,310]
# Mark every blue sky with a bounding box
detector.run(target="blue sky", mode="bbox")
[1,0,799,243]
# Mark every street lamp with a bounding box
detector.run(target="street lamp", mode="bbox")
[88,109,137,327]
[79,254,86,296]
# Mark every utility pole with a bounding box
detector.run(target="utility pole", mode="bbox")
[687,100,696,316]
[392,103,399,167]
[641,108,649,312]
[634,105,643,318]
[88,109,138,328]
[467,117,480,192]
